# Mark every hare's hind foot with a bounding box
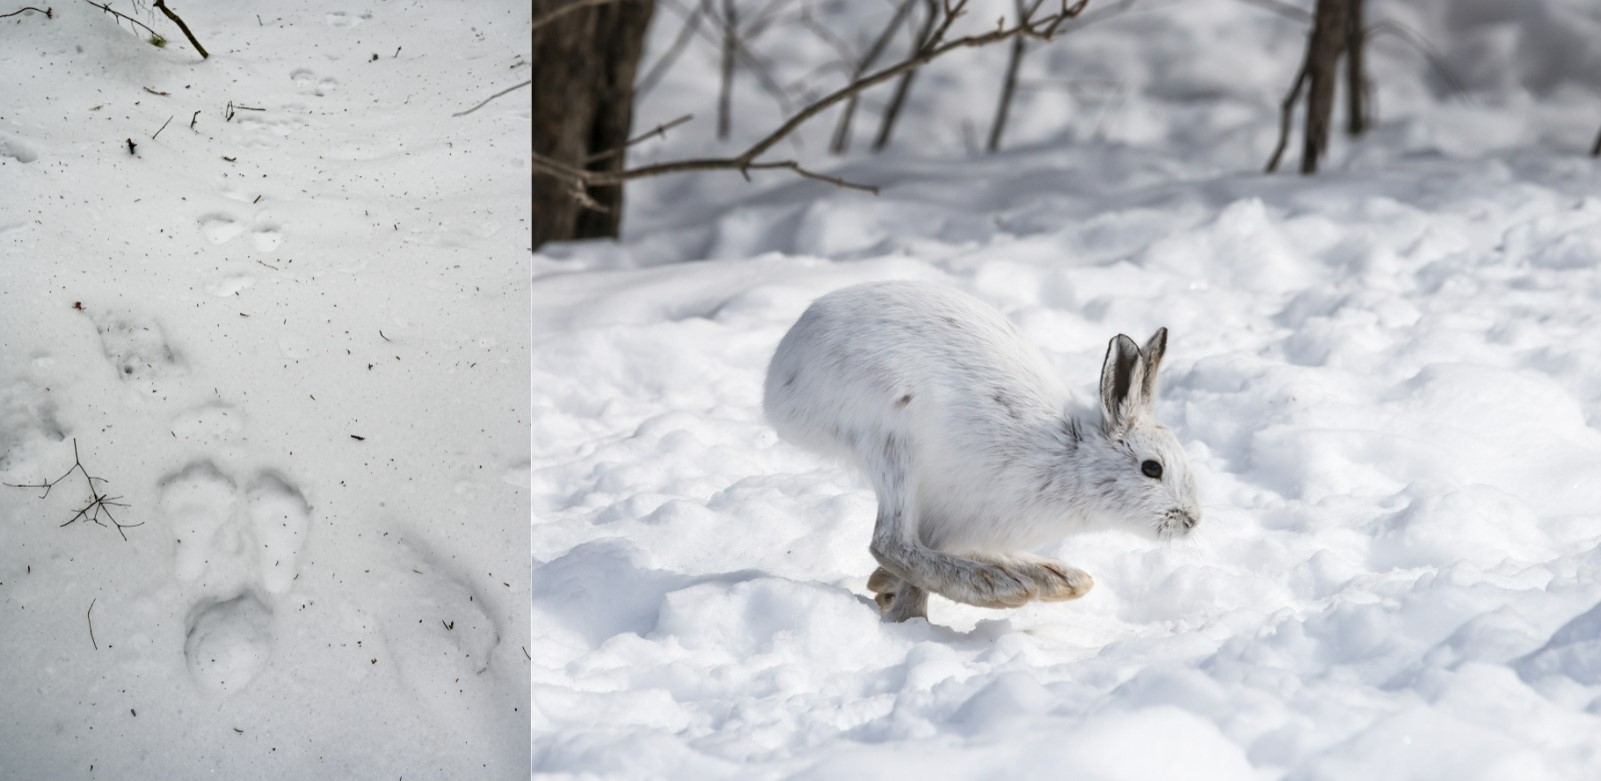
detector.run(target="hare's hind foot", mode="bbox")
[938,554,1093,608]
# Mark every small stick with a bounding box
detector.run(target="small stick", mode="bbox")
[0,6,52,19]
[452,79,530,118]
[126,138,137,155]
[189,110,200,130]
[82,0,156,37]
[151,115,173,139]
[87,598,98,650]
[151,0,208,58]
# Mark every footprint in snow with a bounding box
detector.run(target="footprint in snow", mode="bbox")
[83,309,185,398]
[290,68,339,97]
[157,459,315,693]
[185,593,274,694]
[198,213,246,245]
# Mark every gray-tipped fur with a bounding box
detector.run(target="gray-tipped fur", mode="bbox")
[764,281,1199,622]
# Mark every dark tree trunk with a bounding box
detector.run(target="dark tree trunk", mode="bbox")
[1345,0,1366,136]
[1300,0,1349,174]
[533,0,656,249]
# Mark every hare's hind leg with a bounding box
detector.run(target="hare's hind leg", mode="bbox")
[866,433,1042,616]
[967,553,1093,602]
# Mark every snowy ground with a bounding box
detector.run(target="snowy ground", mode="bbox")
[534,0,1601,778]
[0,2,530,778]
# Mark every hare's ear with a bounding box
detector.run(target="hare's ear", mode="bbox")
[1100,334,1144,432]
[1139,328,1168,406]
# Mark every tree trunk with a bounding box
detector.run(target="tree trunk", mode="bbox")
[533,0,656,250]
[1300,0,1348,174]
[1345,0,1366,136]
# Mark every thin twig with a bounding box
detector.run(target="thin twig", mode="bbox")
[6,439,142,541]
[1266,45,1310,173]
[584,114,693,164]
[532,0,623,34]
[830,0,920,154]
[0,6,51,19]
[452,79,531,117]
[83,0,156,37]
[151,115,172,139]
[873,0,941,151]
[87,598,98,650]
[636,2,704,99]
[152,0,207,58]
[988,0,1046,152]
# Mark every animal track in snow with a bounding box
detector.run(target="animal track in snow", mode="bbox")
[86,311,185,395]
[324,10,371,27]
[0,133,38,163]
[160,461,241,587]
[198,213,245,245]
[291,68,339,97]
[171,403,244,443]
[159,459,315,693]
[246,473,312,594]
[252,224,282,251]
[185,593,273,694]
[197,212,284,253]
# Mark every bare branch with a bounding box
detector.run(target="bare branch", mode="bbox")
[831,0,920,154]
[152,0,207,58]
[1266,45,1311,173]
[0,6,52,19]
[584,114,693,164]
[82,0,157,37]
[636,3,705,98]
[536,0,1092,196]
[453,79,532,117]
[873,0,941,151]
[7,438,142,541]
[533,0,623,34]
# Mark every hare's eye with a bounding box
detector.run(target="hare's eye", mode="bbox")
[1140,460,1163,479]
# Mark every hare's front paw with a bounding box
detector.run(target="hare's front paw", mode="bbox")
[867,568,928,622]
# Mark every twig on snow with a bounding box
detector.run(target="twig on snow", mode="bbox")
[452,79,531,118]
[152,0,208,58]
[5,439,142,541]
[0,6,52,19]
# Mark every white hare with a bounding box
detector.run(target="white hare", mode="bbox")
[764,281,1200,622]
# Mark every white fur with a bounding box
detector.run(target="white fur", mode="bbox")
[764,281,1200,621]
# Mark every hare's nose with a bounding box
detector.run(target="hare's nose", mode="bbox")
[1182,511,1199,529]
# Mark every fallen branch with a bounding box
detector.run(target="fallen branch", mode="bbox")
[5,439,142,541]
[0,5,51,19]
[152,0,208,59]
[452,79,531,118]
[537,0,1091,198]
[87,598,99,650]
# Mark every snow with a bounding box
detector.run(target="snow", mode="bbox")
[0,1,530,778]
[534,0,1601,778]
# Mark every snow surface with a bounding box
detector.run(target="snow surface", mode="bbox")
[535,0,1601,778]
[1,2,530,778]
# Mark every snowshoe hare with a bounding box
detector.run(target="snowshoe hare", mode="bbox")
[765,281,1200,622]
